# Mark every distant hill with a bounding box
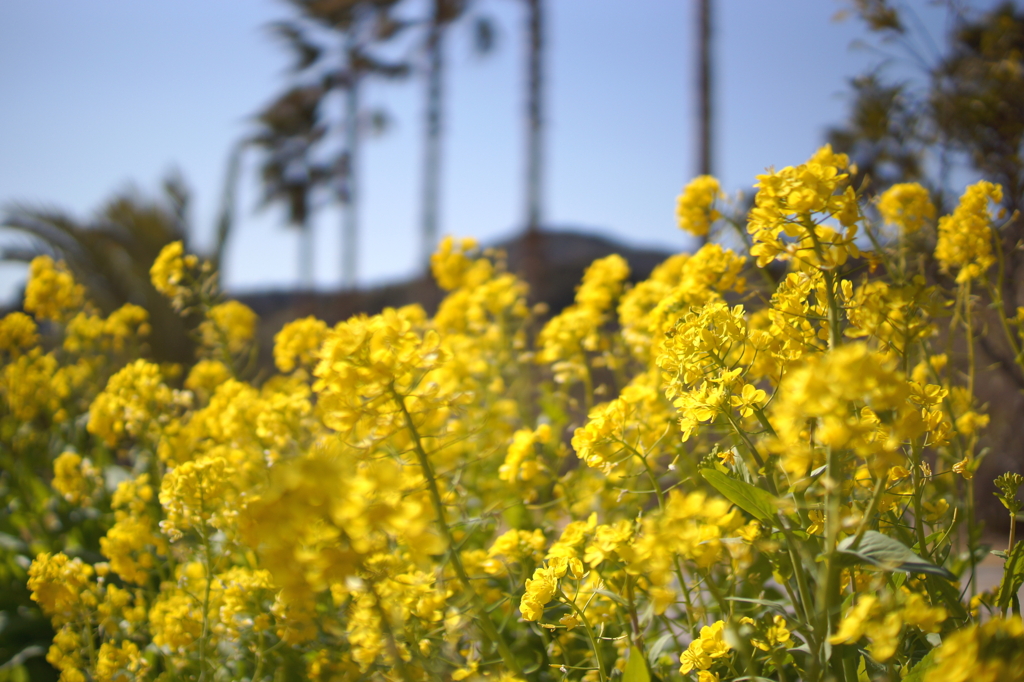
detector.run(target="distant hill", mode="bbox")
[237,228,676,368]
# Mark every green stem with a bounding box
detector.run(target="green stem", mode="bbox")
[392,387,522,676]
[702,568,731,620]
[198,493,214,682]
[637,449,698,636]
[752,406,778,439]
[850,473,887,550]
[910,440,930,559]
[370,584,415,682]
[82,620,97,672]
[1010,513,1017,555]
[961,283,979,598]
[804,218,843,350]
[561,592,607,682]
[624,576,645,654]
[723,411,766,471]
[805,218,849,680]
[639,454,666,510]
[817,445,844,681]
[986,281,1024,371]
[724,412,815,637]
[963,282,976,397]
[251,628,266,682]
[863,222,900,284]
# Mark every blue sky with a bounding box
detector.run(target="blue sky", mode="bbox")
[0,0,984,300]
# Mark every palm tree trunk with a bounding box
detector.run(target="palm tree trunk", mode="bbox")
[421,8,445,269]
[299,219,315,289]
[525,0,544,235]
[522,0,545,298]
[342,38,361,290]
[694,0,712,247]
[697,0,712,179]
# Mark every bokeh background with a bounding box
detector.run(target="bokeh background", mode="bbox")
[0,0,987,300]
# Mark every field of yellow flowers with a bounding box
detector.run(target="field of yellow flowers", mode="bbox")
[3,146,1024,682]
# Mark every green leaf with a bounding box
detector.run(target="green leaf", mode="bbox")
[925,574,969,621]
[700,468,777,526]
[902,648,939,682]
[646,634,674,666]
[623,646,649,682]
[590,589,629,607]
[996,541,1024,613]
[837,531,956,580]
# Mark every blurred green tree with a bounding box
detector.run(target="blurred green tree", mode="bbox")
[251,84,331,288]
[831,1,1024,212]
[829,1,1024,525]
[830,1,1024,380]
[2,177,199,363]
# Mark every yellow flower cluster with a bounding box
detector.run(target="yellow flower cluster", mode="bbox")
[24,255,86,322]
[273,315,328,373]
[622,490,742,583]
[100,474,165,585]
[242,443,437,603]
[657,301,768,440]
[926,617,1024,682]
[51,451,102,505]
[201,300,258,354]
[313,305,446,437]
[878,182,935,234]
[499,423,551,487]
[748,145,860,269]
[184,358,232,398]
[27,553,96,626]
[830,591,947,661]
[0,258,152,427]
[572,371,675,474]
[87,360,176,447]
[431,235,490,291]
[679,621,731,676]
[64,304,150,354]
[617,246,746,367]
[536,254,630,383]
[767,343,940,475]
[0,311,39,355]
[149,240,201,308]
[935,180,1003,283]
[28,552,149,682]
[676,175,722,237]
[11,146,1022,682]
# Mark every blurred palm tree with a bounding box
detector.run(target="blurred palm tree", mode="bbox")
[251,84,331,288]
[518,0,546,294]
[523,0,544,236]
[418,0,496,268]
[694,0,712,248]
[2,176,198,363]
[267,0,410,290]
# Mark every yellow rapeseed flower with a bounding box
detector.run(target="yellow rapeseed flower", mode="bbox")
[201,300,257,354]
[676,175,722,237]
[24,255,85,322]
[273,315,328,373]
[878,182,935,234]
[935,180,1002,283]
[0,311,39,355]
[926,617,1024,682]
